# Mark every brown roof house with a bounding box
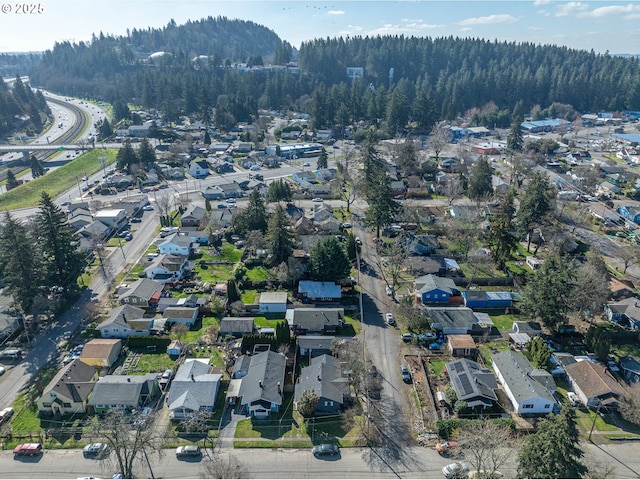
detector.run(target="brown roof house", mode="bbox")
[79,339,122,368]
[564,360,627,411]
[447,334,478,358]
[37,359,98,415]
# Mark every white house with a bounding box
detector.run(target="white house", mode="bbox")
[144,254,188,283]
[492,350,556,415]
[189,159,210,179]
[258,292,288,313]
[97,305,151,339]
[167,358,222,420]
[159,233,194,256]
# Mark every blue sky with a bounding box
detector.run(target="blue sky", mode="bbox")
[1,1,639,54]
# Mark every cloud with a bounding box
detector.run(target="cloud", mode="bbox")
[555,2,588,17]
[533,0,551,5]
[327,10,345,16]
[367,20,443,36]
[578,4,640,19]
[338,25,363,36]
[457,14,518,27]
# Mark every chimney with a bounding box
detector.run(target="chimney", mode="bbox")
[259,380,264,388]
[277,382,281,394]
[191,374,195,382]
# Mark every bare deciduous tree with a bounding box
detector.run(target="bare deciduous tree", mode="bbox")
[201,452,251,478]
[620,382,640,426]
[171,323,189,342]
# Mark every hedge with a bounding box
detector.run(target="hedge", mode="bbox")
[127,336,172,349]
[436,417,516,439]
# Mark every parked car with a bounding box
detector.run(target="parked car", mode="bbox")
[13,443,42,456]
[175,445,201,458]
[401,364,411,383]
[303,162,311,167]
[442,461,469,478]
[130,217,142,223]
[311,443,340,456]
[386,285,393,296]
[401,332,414,342]
[217,203,227,209]
[567,391,581,407]
[341,222,352,228]
[312,197,323,202]
[0,407,14,424]
[385,313,395,325]
[143,205,154,211]
[436,440,459,454]
[83,442,109,457]
[0,366,5,375]
[225,198,236,204]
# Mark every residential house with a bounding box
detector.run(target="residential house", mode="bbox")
[403,233,440,256]
[445,358,498,409]
[79,339,122,368]
[98,305,150,339]
[389,180,407,196]
[447,334,478,358]
[163,307,199,327]
[294,216,312,234]
[68,212,94,230]
[564,360,627,410]
[294,355,349,415]
[462,291,513,309]
[608,278,635,300]
[180,205,207,227]
[315,168,336,181]
[605,297,640,330]
[37,359,98,415]
[427,307,487,335]
[144,254,188,283]
[180,226,209,245]
[110,195,149,218]
[258,292,288,313]
[167,358,222,420]
[189,159,209,178]
[209,208,234,229]
[286,308,344,335]
[292,171,316,185]
[159,233,194,257]
[414,275,460,304]
[618,205,640,224]
[449,205,482,220]
[118,278,163,307]
[201,182,243,200]
[308,183,332,197]
[157,294,201,313]
[298,281,342,302]
[218,181,244,198]
[235,351,286,418]
[620,356,640,383]
[88,374,159,413]
[297,335,335,358]
[512,321,542,337]
[408,256,448,277]
[492,350,556,415]
[94,209,128,232]
[163,166,185,180]
[597,181,621,197]
[219,317,256,338]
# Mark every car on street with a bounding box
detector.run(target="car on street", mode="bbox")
[0,407,14,424]
[143,205,154,211]
[217,203,227,209]
[175,445,201,458]
[400,364,411,383]
[442,461,469,478]
[130,217,142,223]
[341,222,352,228]
[0,366,5,375]
[401,332,414,342]
[436,440,459,454]
[83,442,109,457]
[225,198,236,204]
[13,443,42,456]
[311,444,340,456]
[302,162,311,167]
[118,230,130,238]
[385,313,395,325]
[124,233,133,241]
[312,197,323,202]
[159,183,169,189]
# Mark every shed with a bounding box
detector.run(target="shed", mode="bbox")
[167,340,184,356]
[447,334,477,358]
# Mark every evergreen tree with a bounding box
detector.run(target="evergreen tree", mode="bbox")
[485,192,517,270]
[6,169,19,190]
[30,155,45,178]
[137,138,156,165]
[98,118,113,140]
[266,178,292,203]
[226,280,240,303]
[520,254,574,331]
[518,404,587,479]
[204,130,211,145]
[523,336,552,370]
[233,189,268,234]
[345,232,359,262]
[275,320,291,345]
[364,171,402,238]
[266,204,293,266]
[116,140,138,172]
[0,212,43,313]
[507,119,524,153]
[316,148,328,170]
[516,172,555,252]
[467,156,493,200]
[35,192,84,298]
[309,236,351,282]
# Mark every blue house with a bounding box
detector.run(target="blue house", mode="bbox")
[414,275,460,304]
[462,291,513,309]
[403,233,440,256]
[618,205,640,224]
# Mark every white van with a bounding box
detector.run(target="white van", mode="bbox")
[567,391,581,407]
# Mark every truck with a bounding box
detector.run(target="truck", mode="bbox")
[13,443,42,456]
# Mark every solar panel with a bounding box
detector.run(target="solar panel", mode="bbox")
[453,361,465,373]
[459,372,474,396]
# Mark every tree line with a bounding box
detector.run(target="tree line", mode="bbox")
[0,76,50,138]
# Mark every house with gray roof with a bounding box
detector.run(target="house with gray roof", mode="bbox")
[286,308,344,335]
[118,278,163,307]
[258,292,288,313]
[235,350,286,418]
[491,350,556,415]
[403,233,440,256]
[445,358,498,409]
[180,205,207,227]
[167,358,222,420]
[158,233,194,257]
[219,317,256,338]
[144,254,188,283]
[294,355,350,415]
[36,359,98,415]
[88,373,158,414]
[605,297,640,330]
[97,305,151,339]
[157,294,202,313]
[414,275,460,304]
[297,335,335,358]
[426,307,483,335]
[163,306,198,326]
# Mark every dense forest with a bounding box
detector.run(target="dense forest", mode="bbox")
[24,16,640,136]
[0,76,50,138]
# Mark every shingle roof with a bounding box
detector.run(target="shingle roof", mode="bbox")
[564,360,626,400]
[80,339,122,360]
[414,275,457,294]
[286,308,344,331]
[294,354,349,405]
[492,350,555,403]
[258,292,288,304]
[237,351,286,407]
[43,358,97,403]
[99,305,146,329]
[167,358,221,411]
[161,233,194,248]
[118,278,163,302]
[298,281,342,299]
[88,374,157,407]
[219,317,255,334]
[446,358,497,408]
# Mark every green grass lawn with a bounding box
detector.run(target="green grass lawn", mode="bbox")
[0,149,117,211]
[241,289,259,304]
[245,266,273,282]
[220,242,242,262]
[490,314,521,331]
[183,316,219,344]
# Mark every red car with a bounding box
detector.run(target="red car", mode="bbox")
[436,441,458,454]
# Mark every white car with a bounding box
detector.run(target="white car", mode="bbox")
[386,285,393,296]
[303,162,311,167]
[312,198,323,202]
[442,461,469,479]
[143,205,154,211]
[225,198,237,204]
[0,366,5,375]
[385,313,395,325]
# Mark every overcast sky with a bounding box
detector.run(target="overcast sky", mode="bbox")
[1,1,638,54]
